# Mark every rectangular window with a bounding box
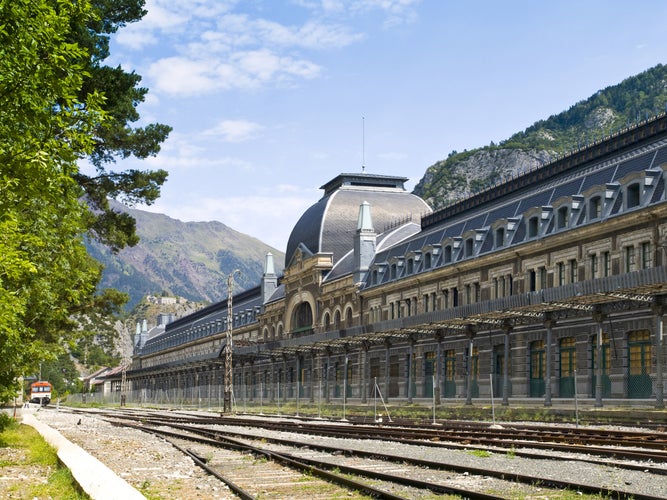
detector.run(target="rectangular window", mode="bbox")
[625,246,635,273]
[603,251,611,277]
[557,262,565,286]
[590,254,598,279]
[641,242,651,269]
[569,259,577,283]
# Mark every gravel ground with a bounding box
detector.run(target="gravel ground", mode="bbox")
[17,407,667,499]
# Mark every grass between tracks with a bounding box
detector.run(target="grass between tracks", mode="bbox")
[0,413,88,499]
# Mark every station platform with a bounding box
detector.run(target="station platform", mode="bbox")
[17,406,145,500]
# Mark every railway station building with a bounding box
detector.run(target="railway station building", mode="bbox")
[127,114,667,409]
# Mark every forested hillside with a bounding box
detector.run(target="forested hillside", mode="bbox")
[414,64,667,209]
[87,201,285,309]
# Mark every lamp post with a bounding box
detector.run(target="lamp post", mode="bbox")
[223,270,240,413]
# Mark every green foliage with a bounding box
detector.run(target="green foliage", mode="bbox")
[417,63,667,208]
[0,424,87,498]
[0,0,154,403]
[0,0,106,402]
[0,412,14,433]
[39,353,84,396]
[72,0,172,252]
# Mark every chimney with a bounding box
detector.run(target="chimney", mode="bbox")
[261,252,278,303]
[354,201,376,284]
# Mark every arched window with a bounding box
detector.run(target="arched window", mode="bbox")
[292,302,313,332]
[323,312,331,330]
[345,307,353,327]
[334,310,341,329]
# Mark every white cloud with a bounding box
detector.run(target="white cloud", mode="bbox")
[203,120,263,143]
[148,50,322,96]
[140,131,255,171]
[147,57,220,95]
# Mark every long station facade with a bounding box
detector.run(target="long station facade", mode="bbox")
[128,114,667,408]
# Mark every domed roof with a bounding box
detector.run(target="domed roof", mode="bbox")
[285,173,432,267]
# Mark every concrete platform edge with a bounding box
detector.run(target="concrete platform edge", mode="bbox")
[22,413,145,500]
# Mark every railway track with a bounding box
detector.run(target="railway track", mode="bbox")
[94,407,667,464]
[61,407,667,499]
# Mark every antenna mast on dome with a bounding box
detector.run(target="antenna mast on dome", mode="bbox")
[362,116,366,173]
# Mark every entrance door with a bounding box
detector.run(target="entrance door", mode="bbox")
[628,330,652,398]
[444,350,456,397]
[530,340,546,397]
[559,337,576,397]
[389,356,399,397]
[590,333,611,397]
[424,351,435,397]
[493,347,511,397]
[470,346,479,398]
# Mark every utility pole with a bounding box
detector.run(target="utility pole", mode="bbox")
[223,270,239,413]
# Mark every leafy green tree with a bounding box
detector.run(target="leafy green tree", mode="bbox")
[73,0,172,252]
[0,0,125,402]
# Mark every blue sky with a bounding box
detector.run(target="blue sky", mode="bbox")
[106,0,667,252]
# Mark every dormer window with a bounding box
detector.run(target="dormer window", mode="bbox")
[556,206,568,229]
[390,263,397,279]
[464,238,474,257]
[627,183,641,208]
[528,216,539,238]
[444,245,452,264]
[495,227,505,248]
[424,252,432,269]
[407,258,414,274]
[589,195,602,220]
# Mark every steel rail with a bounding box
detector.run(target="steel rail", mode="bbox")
[113,417,662,500]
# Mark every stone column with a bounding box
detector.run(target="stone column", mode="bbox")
[502,320,513,406]
[593,308,606,408]
[465,327,475,406]
[653,299,665,409]
[310,351,316,403]
[384,340,391,403]
[325,349,331,403]
[361,342,369,404]
[544,314,555,407]
[407,338,414,404]
[434,331,443,406]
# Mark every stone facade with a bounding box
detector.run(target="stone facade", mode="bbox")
[128,115,667,409]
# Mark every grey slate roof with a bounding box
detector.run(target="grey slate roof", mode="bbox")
[285,173,431,267]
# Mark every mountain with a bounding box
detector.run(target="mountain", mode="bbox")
[414,63,667,209]
[86,201,285,309]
